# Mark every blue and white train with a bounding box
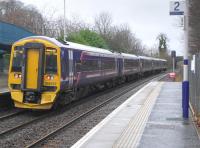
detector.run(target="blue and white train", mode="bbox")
[8,36,167,109]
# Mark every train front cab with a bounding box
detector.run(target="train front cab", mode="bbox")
[8,38,61,109]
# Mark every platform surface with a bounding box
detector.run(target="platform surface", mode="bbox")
[138,82,200,148]
[72,82,200,148]
[0,72,8,92]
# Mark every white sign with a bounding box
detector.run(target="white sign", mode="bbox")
[170,1,185,15]
[191,55,195,73]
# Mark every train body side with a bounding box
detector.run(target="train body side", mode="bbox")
[60,48,120,91]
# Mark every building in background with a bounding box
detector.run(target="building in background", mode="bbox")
[0,21,35,73]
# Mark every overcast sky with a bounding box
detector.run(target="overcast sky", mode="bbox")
[20,0,184,55]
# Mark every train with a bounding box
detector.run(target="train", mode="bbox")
[8,36,167,110]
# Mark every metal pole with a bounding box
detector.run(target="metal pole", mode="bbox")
[64,0,66,42]
[182,0,189,119]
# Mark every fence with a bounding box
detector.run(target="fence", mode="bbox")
[189,54,200,117]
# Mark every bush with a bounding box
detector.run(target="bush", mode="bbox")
[67,29,108,49]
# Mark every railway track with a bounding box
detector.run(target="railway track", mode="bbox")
[0,112,50,137]
[26,73,167,148]
[0,110,25,121]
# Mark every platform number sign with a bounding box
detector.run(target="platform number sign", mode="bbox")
[170,1,185,15]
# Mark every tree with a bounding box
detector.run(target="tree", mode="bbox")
[94,12,146,54]
[67,29,108,49]
[0,1,147,55]
[107,24,134,53]
[156,33,169,58]
[94,12,112,38]
[0,0,45,34]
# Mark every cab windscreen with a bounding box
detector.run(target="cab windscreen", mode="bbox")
[11,46,23,72]
[45,49,57,74]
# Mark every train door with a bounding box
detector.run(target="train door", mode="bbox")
[139,59,143,73]
[68,50,74,88]
[117,58,123,76]
[22,43,44,91]
[26,49,39,89]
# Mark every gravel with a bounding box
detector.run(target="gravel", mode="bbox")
[0,108,22,118]
[0,111,44,134]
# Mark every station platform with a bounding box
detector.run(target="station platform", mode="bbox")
[0,72,8,92]
[72,82,200,148]
[0,73,9,103]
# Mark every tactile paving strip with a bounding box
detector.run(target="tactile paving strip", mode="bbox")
[113,82,163,148]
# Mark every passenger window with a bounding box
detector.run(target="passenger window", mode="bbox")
[102,58,115,70]
[76,60,82,72]
[61,51,68,79]
[77,59,99,72]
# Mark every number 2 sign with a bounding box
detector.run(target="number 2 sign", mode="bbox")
[170,1,185,15]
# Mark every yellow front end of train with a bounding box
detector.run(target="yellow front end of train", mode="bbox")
[8,38,61,109]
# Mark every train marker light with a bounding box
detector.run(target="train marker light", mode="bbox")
[50,76,54,80]
[14,73,18,78]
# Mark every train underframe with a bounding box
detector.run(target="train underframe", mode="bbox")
[54,69,165,109]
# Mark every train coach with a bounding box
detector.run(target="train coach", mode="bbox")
[8,36,167,110]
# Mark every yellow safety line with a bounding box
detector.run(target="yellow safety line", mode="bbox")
[113,82,163,148]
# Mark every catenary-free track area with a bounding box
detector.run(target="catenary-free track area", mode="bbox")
[72,82,200,148]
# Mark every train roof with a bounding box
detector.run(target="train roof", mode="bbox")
[152,57,167,62]
[159,58,167,61]
[139,56,166,62]
[16,36,114,55]
[138,56,153,60]
[121,53,138,59]
[15,36,167,62]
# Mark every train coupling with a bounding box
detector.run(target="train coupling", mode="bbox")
[24,92,41,104]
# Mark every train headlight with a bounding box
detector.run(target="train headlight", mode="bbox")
[14,73,18,78]
[50,76,54,80]
[14,73,21,79]
[47,76,51,80]
[45,75,54,80]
